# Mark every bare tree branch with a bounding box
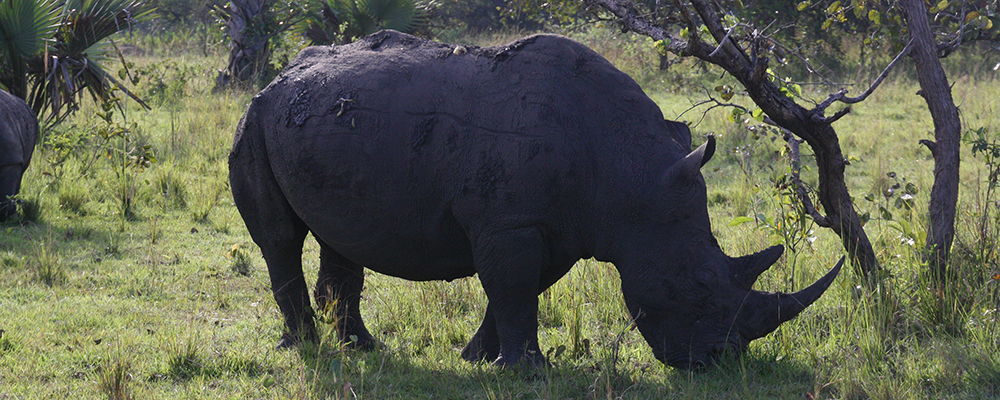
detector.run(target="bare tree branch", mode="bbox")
[814,39,914,121]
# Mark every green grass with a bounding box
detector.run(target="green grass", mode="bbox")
[1,27,999,398]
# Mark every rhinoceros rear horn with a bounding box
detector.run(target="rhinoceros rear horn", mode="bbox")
[732,244,784,290]
[742,256,844,340]
[665,136,716,183]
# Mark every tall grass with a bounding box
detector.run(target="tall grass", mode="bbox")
[0,25,997,398]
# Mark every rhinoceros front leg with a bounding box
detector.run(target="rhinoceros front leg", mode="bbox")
[473,227,547,367]
[314,240,377,350]
[462,262,570,363]
[461,306,500,362]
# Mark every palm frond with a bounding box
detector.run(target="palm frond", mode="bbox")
[25,0,154,120]
[0,0,59,96]
[358,0,427,34]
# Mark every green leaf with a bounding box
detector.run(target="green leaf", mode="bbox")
[868,9,880,24]
[827,1,841,14]
[729,216,754,227]
[653,39,671,56]
[879,205,893,221]
[723,14,738,27]
[330,358,342,380]
[904,182,918,195]
[751,108,764,122]
[936,0,949,11]
[680,27,689,39]
[822,18,833,30]
[797,1,810,11]
[898,219,913,238]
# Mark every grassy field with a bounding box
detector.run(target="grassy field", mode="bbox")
[1,28,1000,399]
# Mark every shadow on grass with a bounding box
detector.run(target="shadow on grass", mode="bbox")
[290,340,823,399]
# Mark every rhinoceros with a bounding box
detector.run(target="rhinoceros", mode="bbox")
[229,30,841,369]
[0,89,38,221]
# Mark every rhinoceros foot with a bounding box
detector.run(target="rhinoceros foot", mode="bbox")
[461,334,500,363]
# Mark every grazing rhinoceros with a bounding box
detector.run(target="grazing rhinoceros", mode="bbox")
[229,30,842,369]
[0,89,38,221]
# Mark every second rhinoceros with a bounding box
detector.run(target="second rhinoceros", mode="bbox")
[229,30,841,369]
[0,89,38,221]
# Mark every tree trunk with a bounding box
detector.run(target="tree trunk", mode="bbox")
[221,0,275,88]
[900,0,961,284]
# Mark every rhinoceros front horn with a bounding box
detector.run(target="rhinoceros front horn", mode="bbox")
[741,256,844,340]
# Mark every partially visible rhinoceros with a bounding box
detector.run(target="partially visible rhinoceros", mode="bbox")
[229,30,841,369]
[0,89,38,221]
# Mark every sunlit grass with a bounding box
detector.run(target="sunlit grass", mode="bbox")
[0,27,998,398]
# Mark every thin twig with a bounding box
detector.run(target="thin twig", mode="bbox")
[708,26,736,57]
[786,132,831,227]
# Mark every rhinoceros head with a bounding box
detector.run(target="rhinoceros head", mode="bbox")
[620,137,843,369]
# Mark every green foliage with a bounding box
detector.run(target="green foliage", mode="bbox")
[57,178,89,214]
[861,171,924,252]
[147,0,213,26]
[812,0,1000,52]
[132,59,196,106]
[961,126,1000,274]
[97,357,134,400]
[298,0,432,45]
[30,240,63,286]
[0,0,154,122]
[226,243,253,276]
[0,0,59,97]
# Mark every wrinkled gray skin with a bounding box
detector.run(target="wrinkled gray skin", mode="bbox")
[0,89,38,221]
[230,30,842,369]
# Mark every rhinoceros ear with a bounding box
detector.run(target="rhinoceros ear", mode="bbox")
[664,120,692,150]
[664,136,716,183]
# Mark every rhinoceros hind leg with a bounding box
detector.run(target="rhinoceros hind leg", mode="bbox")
[231,147,316,348]
[314,240,377,350]
[473,227,548,367]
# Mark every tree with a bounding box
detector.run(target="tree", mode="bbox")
[214,0,300,88]
[0,0,152,121]
[815,0,998,284]
[585,0,999,285]
[587,0,884,280]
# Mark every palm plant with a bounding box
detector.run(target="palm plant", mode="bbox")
[0,0,58,99]
[298,0,431,45]
[0,0,153,122]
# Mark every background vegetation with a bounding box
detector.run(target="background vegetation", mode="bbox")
[1,3,1000,398]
